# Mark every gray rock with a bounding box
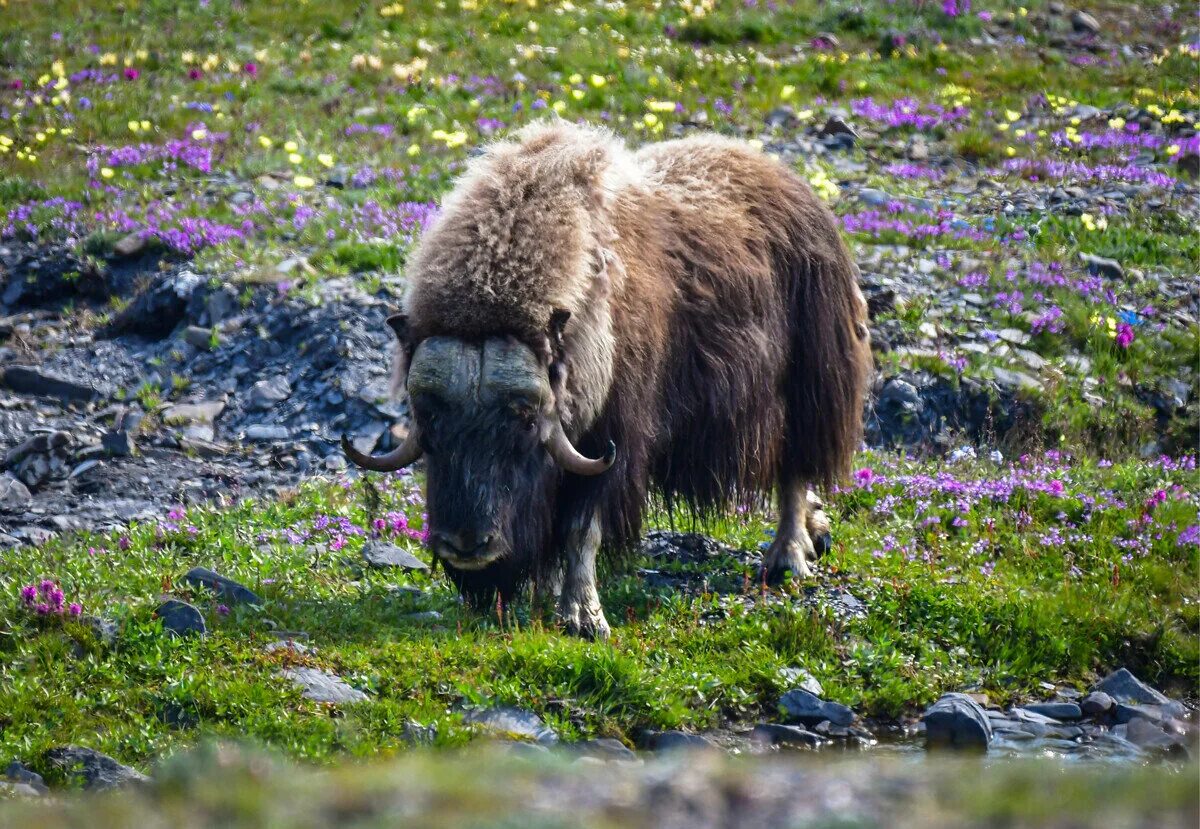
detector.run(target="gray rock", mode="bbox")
[182,566,262,605]
[1114,701,1188,724]
[163,400,226,426]
[112,233,146,257]
[0,474,32,509]
[3,431,70,468]
[649,731,718,752]
[0,780,42,798]
[819,115,857,141]
[1070,9,1101,34]
[44,746,148,791]
[923,693,992,750]
[779,689,854,727]
[573,738,637,761]
[857,188,892,208]
[183,325,215,350]
[248,375,292,410]
[1125,717,1188,753]
[243,424,290,442]
[403,610,443,623]
[1079,253,1123,279]
[101,429,135,457]
[5,761,48,794]
[463,706,558,745]
[1080,691,1115,717]
[1020,702,1082,721]
[156,599,206,638]
[0,366,97,402]
[992,367,1042,392]
[280,667,369,705]
[1094,668,1170,706]
[361,541,429,571]
[82,615,119,646]
[751,723,822,749]
[779,667,823,697]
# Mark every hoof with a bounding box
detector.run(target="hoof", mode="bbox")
[557,598,611,641]
[760,561,812,587]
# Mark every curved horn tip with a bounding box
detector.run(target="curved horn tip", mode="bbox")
[601,441,617,468]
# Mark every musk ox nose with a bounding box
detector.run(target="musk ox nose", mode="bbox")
[433,530,494,559]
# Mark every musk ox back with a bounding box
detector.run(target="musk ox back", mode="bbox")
[344,121,871,638]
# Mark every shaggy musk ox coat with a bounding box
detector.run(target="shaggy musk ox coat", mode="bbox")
[354,121,871,636]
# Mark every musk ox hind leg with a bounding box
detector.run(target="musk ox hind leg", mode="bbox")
[762,480,826,584]
[556,511,610,640]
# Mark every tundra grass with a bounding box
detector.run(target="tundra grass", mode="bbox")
[0,452,1195,772]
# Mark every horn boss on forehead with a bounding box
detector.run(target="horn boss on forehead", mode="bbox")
[343,335,614,474]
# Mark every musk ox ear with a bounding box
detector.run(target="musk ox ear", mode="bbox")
[386,313,409,343]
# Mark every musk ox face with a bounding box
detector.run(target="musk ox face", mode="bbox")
[410,336,554,574]
[342,320,616,604]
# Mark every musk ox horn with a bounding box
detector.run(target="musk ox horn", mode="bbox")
[544,421,615,476]
[341,426,423,472]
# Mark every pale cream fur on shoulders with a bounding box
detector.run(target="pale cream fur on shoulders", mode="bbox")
[402,119,640,343]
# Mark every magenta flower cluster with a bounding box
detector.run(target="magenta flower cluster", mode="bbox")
[19,579,82,617]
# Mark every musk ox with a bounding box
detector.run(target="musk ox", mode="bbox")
[344,121,871,639]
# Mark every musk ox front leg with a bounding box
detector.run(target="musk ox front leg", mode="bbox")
[557,511,611,640]
[762,483,831,584]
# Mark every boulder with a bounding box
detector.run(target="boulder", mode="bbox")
[922,693,992,750]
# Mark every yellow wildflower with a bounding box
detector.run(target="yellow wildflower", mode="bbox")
[781,85,795,100]
[258,135,273,148]
[317,153,334,168]
[288,152,303,164]
[191,128,207,140]
[100,167,114,178]
[293,175,315,188]
[646,100,676,113]
[589,74,606,88]
[283,140,299,152]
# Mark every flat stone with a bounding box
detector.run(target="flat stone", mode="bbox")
[163,400,226,425]
[1019,703,1082,721]
[182,566,262,605]
[0,366,97,402]
[361,540,429,571]
[1094,668,1171,706]
[751,723,822,749]
[182,325,215,350]
[463,706,558,745]
[649,731,718,752]
[1079,253,1123,279]
[1080,691,1116,717]
[922,692,992,750]
[247,376,292,410]
[243,424,289,442]
[44,746,148,792]
[155,599,206,638]
[280,667,368,705]
[572,738,637,761]
[779,689,854,727]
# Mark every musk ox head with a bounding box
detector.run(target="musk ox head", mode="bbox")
[342,311,614,604]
